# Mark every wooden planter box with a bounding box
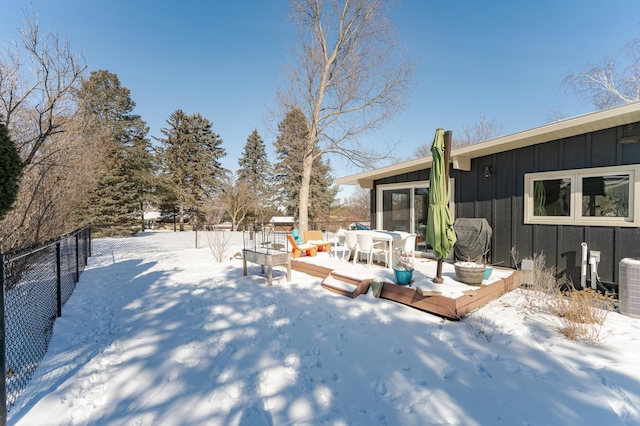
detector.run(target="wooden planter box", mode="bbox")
[243,249,291,286]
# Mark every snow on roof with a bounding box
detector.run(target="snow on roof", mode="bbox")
[270,216,294,223]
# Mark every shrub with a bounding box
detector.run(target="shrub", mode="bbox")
[207,230,231,263]
[464,314,500,343]
[511,247,614,344]
[547,284,615,344]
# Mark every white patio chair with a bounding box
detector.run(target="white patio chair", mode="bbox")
[354,233,387,267]
[395,233,417,258]
[332,229,350,260]
[343,230,358,261]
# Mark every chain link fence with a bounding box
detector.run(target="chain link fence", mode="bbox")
[0,220,364,419]
[1,226,91,416]
[91,222,358,257]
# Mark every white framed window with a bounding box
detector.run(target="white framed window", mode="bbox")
[524,165,640,227]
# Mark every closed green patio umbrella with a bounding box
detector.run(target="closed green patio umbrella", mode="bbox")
[426,128,456,283]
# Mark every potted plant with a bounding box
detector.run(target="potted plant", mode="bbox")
[453,261,486,286]
[393,250,414,285]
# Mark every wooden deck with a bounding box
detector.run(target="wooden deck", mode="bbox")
[379,268,523,319]
[291,259,523,319]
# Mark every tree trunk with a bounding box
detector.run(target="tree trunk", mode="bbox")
[140,200,145,231]
[298,154,314,232]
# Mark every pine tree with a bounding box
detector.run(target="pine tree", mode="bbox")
[74,70,155,234]
[157,110,226,230]
[274,107,338,223]
[0,122,23,221]
[237,129,274,225]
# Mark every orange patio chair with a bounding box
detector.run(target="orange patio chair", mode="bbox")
[303,230,332,253]
[287,234,318,258]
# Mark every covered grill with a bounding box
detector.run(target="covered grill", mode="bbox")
[453,218,492,263]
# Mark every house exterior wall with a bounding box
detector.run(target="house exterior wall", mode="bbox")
[373,123,640,287]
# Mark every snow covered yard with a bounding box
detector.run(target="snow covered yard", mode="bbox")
[7,232,640,425]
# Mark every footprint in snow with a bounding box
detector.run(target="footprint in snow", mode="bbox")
[476,363,492,379]
[372,379,387,397]
[390,344,402,355]
[334,344,343,356]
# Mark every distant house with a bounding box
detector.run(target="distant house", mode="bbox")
[336,102,640,290]
[142,209,162,229]
[270,216,295,232]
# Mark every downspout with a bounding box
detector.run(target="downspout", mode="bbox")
[581,242,588,289]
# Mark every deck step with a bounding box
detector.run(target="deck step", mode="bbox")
[321,273,372,299]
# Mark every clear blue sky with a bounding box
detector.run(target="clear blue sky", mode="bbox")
[2,0,640,195]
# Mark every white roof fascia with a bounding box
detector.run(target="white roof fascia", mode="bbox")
[335,102,640,188]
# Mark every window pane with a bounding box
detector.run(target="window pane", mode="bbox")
[582,175,629,217]
[382,189,411,231]
[533,178,571,216]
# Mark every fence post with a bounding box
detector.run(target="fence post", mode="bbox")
[75,233,80,283]
[56,242,62,318]
[87,226,92,259]
[0,253,7,426]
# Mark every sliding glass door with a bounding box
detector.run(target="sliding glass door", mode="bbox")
[377,181,454,253]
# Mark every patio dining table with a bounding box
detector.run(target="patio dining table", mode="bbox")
[352,230,411,269]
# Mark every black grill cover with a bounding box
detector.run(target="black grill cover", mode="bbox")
[453,218,492,263]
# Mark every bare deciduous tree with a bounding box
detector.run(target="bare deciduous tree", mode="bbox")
[1,14,86,167]
[454,114,504,147]
[411,115,504,158]
[279,0,415,231]
[0,13,87,250]
[344,188,370,221]
[218,175,253,231]
[564,37,640,110]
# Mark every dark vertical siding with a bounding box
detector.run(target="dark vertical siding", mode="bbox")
[514,146,536,264]
[494,150,514,266]
[373,122,640,286]
[533,225,558,270]
[563,135,587,170]
[476,156,494,227]
[559,226,585,284]
[591,129,617,166]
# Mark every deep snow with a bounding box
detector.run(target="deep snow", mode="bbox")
[7,231,640,425]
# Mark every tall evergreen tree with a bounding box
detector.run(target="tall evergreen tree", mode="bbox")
[274,107,338,222]
[157,110,226,230]
[237,129,274,225]
[0,121,23,221]
[74,70,155,233]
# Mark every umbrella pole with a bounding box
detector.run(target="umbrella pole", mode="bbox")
[435,260,444,283]
[434,130,453,284]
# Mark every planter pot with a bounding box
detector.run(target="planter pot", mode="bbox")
[454,263,486,286]
[483,266,493,280]
[394,268,414,285]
